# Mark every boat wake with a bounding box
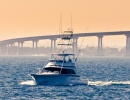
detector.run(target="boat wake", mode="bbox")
[88,81,130,86]
[20,80,130,86]
[20,80,36,85]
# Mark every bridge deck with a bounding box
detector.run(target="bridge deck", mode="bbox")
[0,31,130,44]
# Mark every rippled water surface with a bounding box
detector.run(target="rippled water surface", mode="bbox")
[0,56,130,100]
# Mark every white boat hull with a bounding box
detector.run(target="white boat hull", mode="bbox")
[30,74,87,86]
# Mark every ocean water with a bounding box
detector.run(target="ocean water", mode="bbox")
[0,56,130,100]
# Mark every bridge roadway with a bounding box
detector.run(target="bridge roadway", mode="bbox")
[0,31,130,55]
[0,31,130,44]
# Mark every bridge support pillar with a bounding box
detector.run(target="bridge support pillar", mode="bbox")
[73,38,78,54]
[35,41,38,54]
[21,42,24,48]
[17,42,24,55]
[126,35,130,55]
[6,44,9,55]
[0,45,1,55]
[17,42,20,55]
[51,39,57,52]
[51,39,53,52]
[32,41,35,54]
[98,35,103,55]
[54,39,56,51]
[32,40,39,55]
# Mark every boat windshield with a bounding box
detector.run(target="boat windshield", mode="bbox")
[50,54,74,63]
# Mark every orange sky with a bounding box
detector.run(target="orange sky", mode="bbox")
[0,0,130,47]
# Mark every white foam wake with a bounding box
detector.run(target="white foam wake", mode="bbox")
[20,80,130,86]
[20,80,36,85]
[88,81,130,86]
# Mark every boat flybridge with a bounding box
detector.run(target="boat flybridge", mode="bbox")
[30,30,87,85]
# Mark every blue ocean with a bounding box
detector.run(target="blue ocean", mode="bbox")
[0,56,130,100]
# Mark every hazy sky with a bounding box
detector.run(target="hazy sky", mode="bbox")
[0,0,130,47]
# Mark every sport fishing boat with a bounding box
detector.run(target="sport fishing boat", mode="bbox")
[30,30,87,85]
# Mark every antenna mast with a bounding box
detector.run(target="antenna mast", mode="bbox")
[60,14,62,34]
[71,14,72,31]
[59,14,62,34]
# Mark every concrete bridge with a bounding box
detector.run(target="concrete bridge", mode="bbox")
[0,31,130,55]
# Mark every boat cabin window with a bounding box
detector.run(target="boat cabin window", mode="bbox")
[44,68,76,74]
[61,69,76,74]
